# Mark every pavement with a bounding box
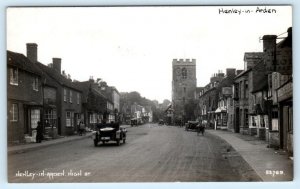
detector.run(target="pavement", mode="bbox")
[207,129,293,181]
[8,125,132,155]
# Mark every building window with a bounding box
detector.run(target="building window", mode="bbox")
[64,88,67,102]
[70,90,73,103]
[30,109,40,129]
[10,68,18,85]
[182,68,187,79]
[89,113,97,124]
[245,80,249,98]
[77,93,80,105]
[252,116,257,127]
[234,84,239,99]
[239,81,242,99]
[76,113,81,126]
[66,111,74,127]
[33,77,39,91]
[44,109,57,127]
[10,103,18,122]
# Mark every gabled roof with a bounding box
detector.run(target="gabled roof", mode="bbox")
[7,50,41,76]
[36,62,81,92]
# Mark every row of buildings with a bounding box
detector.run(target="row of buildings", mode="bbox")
[7,43,121,144]
[121,102,153,125]
[171,27,293,155]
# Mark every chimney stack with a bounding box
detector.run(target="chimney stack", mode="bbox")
[226,68,236,77]
[262,35,277,72]
[26,43,38,63]
[262,35,277,52]
[52,58,61,73]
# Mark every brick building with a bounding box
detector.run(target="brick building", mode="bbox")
[233,52,264,135]
[7,50,43,144]
[214,69,236,131]
[198,72,224,128]
[29,44,83,136]
[263,27,293,154]
[75,79,114,130]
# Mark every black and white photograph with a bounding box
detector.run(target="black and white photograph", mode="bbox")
[6,5,293,183]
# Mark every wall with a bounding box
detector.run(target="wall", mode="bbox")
[7,67,43,143]
[60,87,82,136]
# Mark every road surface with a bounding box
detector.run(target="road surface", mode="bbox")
[8,123,261,182]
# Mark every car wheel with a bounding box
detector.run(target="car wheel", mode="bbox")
[94,139,98,147]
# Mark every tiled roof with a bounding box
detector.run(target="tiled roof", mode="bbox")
[7,50,41,76]
[36,62,81,92]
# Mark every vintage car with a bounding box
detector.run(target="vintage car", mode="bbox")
[130,118,138,126]
[158,119,164,125]
[185,121,199,131]
[92,122,127,146]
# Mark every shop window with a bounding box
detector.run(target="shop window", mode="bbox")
[44,109,57,127]
[89,113,97,124]
[252,116,256,126]
[31,109,40,129]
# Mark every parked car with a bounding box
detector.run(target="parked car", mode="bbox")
[92,122,127,146]
[130,118,138,126]
[158,119,164,125]
[185,121,199,131]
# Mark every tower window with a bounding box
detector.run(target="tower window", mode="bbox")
[182,68,187,79]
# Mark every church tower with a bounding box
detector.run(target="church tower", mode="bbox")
[172,59,197,122]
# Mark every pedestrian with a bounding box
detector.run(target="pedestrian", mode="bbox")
[196,124,201,136]
[79,121,85,136]
[200,124,205,135]
[36,121,43,143]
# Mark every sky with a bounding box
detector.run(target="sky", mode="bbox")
[6,6,292,103]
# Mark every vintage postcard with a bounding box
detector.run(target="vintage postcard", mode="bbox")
[6,6,293,183]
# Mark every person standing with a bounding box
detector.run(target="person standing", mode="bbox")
[79,121,85,136]
[36,121,43,143]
